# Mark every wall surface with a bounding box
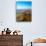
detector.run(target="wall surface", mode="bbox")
[0,0,46,45]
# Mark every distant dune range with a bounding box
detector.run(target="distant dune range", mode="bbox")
[32,38,46,43]
[16,9,32,22]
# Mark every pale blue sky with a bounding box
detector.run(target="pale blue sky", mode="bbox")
[16,1,32,10]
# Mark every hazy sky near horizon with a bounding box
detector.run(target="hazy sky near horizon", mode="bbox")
[16,1,32,10]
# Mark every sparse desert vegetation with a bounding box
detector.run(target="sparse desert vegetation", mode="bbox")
[16,10,32,22]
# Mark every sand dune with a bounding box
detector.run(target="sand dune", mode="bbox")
[32,38,46,43]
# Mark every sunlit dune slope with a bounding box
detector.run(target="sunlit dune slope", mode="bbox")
[32,38,46,43]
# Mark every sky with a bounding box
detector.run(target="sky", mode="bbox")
[16,1,32,10]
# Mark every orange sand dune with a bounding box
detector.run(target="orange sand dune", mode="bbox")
[32,38,46,43]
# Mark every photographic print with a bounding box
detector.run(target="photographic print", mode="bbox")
[16,1,32,22]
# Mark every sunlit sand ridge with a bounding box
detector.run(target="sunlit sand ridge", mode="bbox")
[32,38,46,43]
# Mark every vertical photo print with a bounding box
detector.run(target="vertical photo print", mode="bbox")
[16,1,32,22]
